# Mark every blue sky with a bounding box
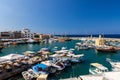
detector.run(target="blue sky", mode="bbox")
[0,0,120,34]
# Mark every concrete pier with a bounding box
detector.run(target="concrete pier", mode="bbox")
[70,37,120,42]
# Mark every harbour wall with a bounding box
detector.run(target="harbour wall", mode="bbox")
[69,37,120,42]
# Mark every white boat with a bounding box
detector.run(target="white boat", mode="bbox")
[75,43,89,50]
[62,47,67,50]
[24,51,35,57]
[89,63,108,74]
[50,59,65,71]
[27,39,35,43]
[41,61,57,73]
[107,58,120,71]
[51,48,84,63]
[67,52,84,63]
[22,70,36,80]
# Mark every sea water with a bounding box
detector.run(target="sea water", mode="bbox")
[0,40,120,80]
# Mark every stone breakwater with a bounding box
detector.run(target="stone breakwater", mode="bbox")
[69,37,120,42]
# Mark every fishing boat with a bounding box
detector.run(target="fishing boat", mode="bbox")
[107,58,120,71]
[13,62,21,68]
[51,48,84,63]
[67,52,85,63]
[32,63,49,75]
[96,46,118,53]
[75,43,89,50]
[24,51,35,57]
[22,71,35,80]
[38,48,51,55]
[89,63,108,74]
[69,54,84,63]
[26,39,35,44]
[54,60,65,70]
[47,58,65,71]
[59,57,71,67]
[39,48,50,52]
[41,61,57,73]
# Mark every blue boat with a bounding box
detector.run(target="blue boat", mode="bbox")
[32,63,49,75]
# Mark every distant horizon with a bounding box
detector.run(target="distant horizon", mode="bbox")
[0,0,120,34]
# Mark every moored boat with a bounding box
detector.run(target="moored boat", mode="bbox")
[96,46,118,53]
[41,61,57,73]
[89,63,108,74]
[32,63,49,75]
[107,58,120,71]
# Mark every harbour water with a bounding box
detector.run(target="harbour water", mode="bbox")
[0,40,120,80]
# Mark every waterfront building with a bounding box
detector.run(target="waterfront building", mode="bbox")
[39,34,51,40]
[13,31,24,39]
[95,35,106,46]
[21,28,36,39]
[0,31,14,39]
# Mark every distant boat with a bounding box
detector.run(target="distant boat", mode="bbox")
[75,42,89,50]
[27,39,35,43]
[22,69,38,80]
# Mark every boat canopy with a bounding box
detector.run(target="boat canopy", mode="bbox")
[90,63,108,70]
[32,63,48,73]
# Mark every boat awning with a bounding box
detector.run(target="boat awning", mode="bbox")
[90,63,108,70]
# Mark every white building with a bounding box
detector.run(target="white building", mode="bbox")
[21,28,36,39]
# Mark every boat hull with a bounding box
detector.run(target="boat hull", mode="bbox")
[96,49,117,53]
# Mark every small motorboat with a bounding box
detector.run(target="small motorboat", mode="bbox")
[41,61,57,74]
[89,63,108,74]
[22,71,34,80]
[32,63,49,75]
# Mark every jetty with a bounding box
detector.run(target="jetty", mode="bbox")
[0,52,48,80]
[70,37,120,42]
